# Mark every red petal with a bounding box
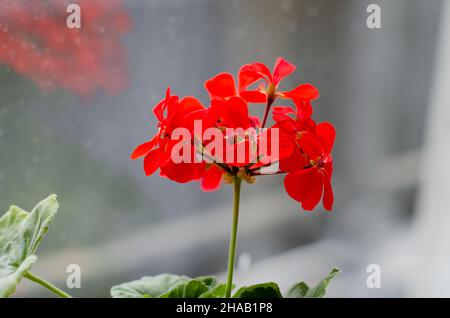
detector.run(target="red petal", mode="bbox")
[160,161,203,183]
[222,96,251,129]
[299,132,323,160]
[284,170,309,203]
[159,139,178,165]
[229,96,249,118]
[205,72,236,99]
[166,95,179,118]
[143,149,161,176]
[130,135,158,159]
[273,106,296,115]
[178,96,205,114]
[295,100,313,119]
[152,99,166,123]
[238,69,261,90]
[250,127,294,171]
[240,90,267,103]
[201,165,223,191]
[321,165,334,211]
[259,128,294,162]
[282,83,319,101]
[273,57,296,85]
[272,107,297,128]
[171,96,205,128]
[238,62,272,90]
[284,167,323,211]
[316,122,336,155]
[279,145,305,172]
[153,87,172,122]
[278,130,295,160]
[301,170,323,211]
[182,108,206,133]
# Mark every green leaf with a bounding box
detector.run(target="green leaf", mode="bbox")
[287,268,341,298]
[112,274,228,298]
[111,274,191,298]
[233,282,282,298]
[160,277,213,298]
[0,256,37,298]
[199,283,228,298]
[0,195,59,298]
[286,281,309,298]
[196,276,218,288]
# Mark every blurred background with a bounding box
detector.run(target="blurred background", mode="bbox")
[1,0,449,297]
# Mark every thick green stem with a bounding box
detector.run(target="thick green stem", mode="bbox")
[225,177,242,298]
[24,271,72,298]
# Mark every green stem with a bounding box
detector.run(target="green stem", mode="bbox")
[24,271,72,298]
[225,177,242,298]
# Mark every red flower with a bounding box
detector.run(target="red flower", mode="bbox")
[132,58,336,212]
[200,96,261,167]
[282,122,335,211]
[238,57,319,108]
[271,103,317,162]
[131,88,206,182]
[0,0,131,97]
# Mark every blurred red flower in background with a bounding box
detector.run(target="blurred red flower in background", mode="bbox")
[0,0,131,97]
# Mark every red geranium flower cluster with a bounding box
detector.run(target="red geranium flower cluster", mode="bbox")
[0,0,131,97]
[132,58,335,211]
